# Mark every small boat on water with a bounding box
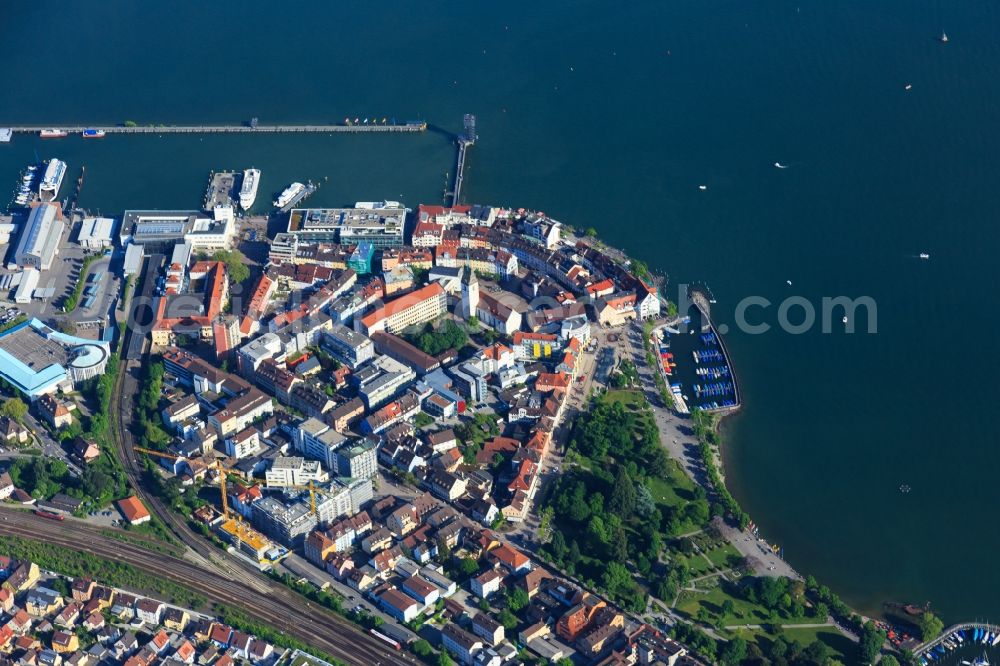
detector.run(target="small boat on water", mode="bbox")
[39,129,67,138]
[919,253,930,259]
[82,129,106,138]
[774,162,788,169]
[973,651,990,666]
[940,32,949,43]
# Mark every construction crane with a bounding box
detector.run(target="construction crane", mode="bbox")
[133,446,241,526]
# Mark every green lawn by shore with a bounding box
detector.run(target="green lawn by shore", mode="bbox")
[726,625,860,666]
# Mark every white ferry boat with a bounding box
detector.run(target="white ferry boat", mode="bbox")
[0,129,12,143]
[274,182,305,208]
[39,159,66,202]
[39,129,68,138]
[240,168,260,210]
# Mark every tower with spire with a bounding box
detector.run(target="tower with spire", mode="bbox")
[460,267,479,320]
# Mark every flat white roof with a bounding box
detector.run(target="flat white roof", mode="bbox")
[78,217,116,243]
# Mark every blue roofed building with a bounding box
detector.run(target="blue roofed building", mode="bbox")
[0,319,111,400]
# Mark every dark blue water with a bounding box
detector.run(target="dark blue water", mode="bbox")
[2,0,999,621]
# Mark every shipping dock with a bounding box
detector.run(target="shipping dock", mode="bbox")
[205,171,237,210]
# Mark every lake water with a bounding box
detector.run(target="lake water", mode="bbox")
[3,0,999,622]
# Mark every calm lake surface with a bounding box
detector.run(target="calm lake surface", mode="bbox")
[2,0,999,622]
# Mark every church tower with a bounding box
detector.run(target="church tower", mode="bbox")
[460,267,479,320]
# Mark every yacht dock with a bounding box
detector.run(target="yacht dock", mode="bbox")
[691,290,742,414]
[914,622,1000,661]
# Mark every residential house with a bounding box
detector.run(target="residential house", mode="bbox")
[51,631,78,654]
[0,417,29,446]
[37,395,75,428]
[441,623,485,665]
[0,472,14,500]
[470,569,504,599]
[135,598,163,625]
[488,544,531,575]
[70,579,95,603]
[26,587,64,616]
[471,613,504,647]
[162,607,190,632]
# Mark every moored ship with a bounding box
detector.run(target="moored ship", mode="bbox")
[82,129,106,138]
[274,182,305,208]
[39,159,67,202]
[39,129,68,138]
[240,168,260,210]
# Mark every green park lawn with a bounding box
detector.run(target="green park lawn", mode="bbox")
[675,577,828,629]
[727,625,860,666]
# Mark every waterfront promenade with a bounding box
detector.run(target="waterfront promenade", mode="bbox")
[5,122,426,135]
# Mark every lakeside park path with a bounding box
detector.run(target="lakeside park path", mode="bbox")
[617,319,800,581]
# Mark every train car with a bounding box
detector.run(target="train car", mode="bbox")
[34,510,65,521]
[369,628,401,650]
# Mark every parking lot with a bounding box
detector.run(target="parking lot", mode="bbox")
[0,222,119,329]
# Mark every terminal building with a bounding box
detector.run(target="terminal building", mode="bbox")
[286,203,406,248]
[120,209,235,251]
[0,318,111,399]
[12,203,65,271]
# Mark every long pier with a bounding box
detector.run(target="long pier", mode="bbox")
[447,114,477,206]
[5,122,427,135]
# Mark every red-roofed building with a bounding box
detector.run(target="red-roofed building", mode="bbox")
[116,496,151,525]
[535,372,571,393]
[151,261,230,346]
[359,283,446,335]
[240,274,275,338]
[585,279,616,299]
[488,544,531,574]
[596,292,638,327]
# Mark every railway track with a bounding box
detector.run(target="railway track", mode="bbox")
[105,352,413,665]
[0,510,413,665]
